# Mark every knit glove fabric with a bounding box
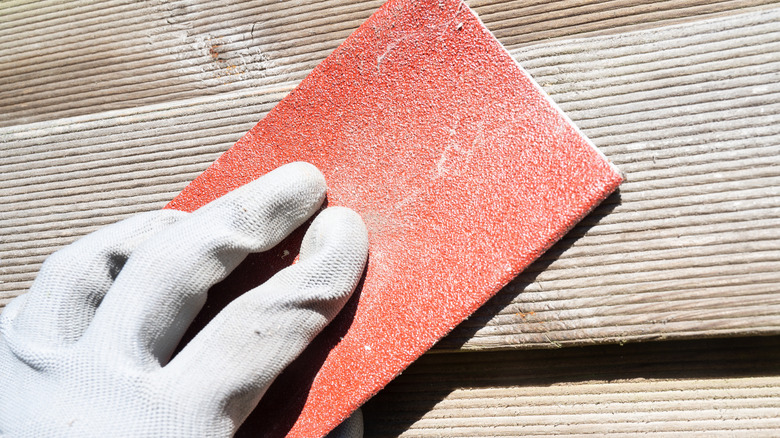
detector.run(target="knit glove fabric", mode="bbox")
[0,162,368,437]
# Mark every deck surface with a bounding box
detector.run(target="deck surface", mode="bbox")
[2,0,779,435]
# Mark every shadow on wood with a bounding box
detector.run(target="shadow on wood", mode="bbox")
[437,189,623,350]
[363,335,780,437]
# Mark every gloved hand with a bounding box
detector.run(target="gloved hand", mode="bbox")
[0,162,368,438]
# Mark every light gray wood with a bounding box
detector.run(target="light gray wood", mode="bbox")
[0,0,381,126]
[1,0,776,127]
[0,87,292,298]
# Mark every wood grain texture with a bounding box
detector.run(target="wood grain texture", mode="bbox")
[1,0,776,127]
[0,86,293,301]
[363,336,780,436]
[1,5,779,353]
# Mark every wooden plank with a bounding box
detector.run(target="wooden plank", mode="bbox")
[363,336,780,436]
[0,87,293,300]
[0,0,381,126]
[1,0,777,127]
[1,10,779,350]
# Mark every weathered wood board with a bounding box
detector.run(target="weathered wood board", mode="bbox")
[2,0,777,126]
[363,336,780,436]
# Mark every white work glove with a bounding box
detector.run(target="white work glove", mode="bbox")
[0,162,367,438]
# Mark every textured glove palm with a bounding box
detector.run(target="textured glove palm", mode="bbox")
[0,163,367,437]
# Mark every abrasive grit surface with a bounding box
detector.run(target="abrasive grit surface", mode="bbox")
[167,0,623,436]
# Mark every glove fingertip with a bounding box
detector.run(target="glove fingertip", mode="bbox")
[299,207,369,262]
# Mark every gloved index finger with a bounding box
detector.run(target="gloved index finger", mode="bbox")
[83,162,328,367]
[162,207,368,427]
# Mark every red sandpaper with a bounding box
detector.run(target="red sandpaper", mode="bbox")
[167,0,622,436]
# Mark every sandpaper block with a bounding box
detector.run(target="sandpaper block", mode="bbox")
[167,0,623,436]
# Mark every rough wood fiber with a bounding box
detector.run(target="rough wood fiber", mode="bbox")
[2,9,780,354]
[1,0,776,127]
[363,336,780,436]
